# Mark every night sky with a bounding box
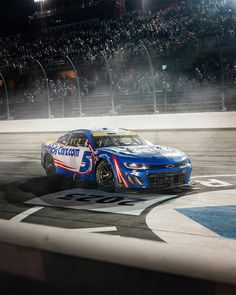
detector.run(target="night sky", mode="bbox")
[0,0,143,37]
[0,0,36,36]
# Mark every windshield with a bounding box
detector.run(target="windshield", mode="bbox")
[92,135,151,148]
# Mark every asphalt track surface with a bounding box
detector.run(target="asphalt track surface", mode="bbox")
[0,130,236,251]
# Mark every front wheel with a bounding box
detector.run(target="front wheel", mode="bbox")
[96,160,115,192]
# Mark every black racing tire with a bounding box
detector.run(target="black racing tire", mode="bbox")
[96,160,115,192]
[44,154,56,178]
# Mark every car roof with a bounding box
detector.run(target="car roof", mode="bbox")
[68,128,132,134]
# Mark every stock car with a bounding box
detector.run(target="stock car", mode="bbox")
[41,128,192,191]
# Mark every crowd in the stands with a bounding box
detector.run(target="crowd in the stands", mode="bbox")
[0,0,236,102]
[0,0,236,70]
[114,51,236,94]
[23,74,100,102]
[22,54,236,103]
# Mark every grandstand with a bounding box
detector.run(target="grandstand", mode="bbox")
[0,0,236,120]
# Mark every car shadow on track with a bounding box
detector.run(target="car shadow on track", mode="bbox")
[18,176,95,197]
[18,175,197,198]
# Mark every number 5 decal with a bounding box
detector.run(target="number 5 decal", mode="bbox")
[79,151,93,174]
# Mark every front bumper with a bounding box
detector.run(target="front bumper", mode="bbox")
[121,164,192,190]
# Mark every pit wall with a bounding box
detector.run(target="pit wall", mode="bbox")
[0,112,236,133]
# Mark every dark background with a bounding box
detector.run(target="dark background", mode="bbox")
[0,0,140,36]
[0,0,36,36]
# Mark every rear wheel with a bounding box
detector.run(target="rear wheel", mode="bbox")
[96,160,115,192]
[44,154,56,178]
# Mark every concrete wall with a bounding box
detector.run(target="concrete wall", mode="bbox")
[0,219,236,287]
[0,112,236,133]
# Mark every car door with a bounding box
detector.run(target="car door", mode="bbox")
[65,132,93,175]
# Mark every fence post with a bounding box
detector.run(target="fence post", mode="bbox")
[142,45,158,113]
[100,51,116,115]
[66,55,83,116]
[35,59,52,118]
[0,72,10,120]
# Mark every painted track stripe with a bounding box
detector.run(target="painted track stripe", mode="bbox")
[71,227,117,233]
[192,174,236,179]
[11,206,44,222]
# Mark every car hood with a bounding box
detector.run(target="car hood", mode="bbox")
[99,145,187,164]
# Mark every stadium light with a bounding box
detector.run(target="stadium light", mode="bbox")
[34,0,45,2]
[34,0,46,13]
[162,65,167,71]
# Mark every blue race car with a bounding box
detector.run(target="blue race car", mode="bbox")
[41,128,192,191]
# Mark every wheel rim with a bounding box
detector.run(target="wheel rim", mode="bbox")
[97,161,114,188]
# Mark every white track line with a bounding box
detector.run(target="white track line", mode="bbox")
[192,174,236,179]
[11,206,44,222]
[71,227,117,233]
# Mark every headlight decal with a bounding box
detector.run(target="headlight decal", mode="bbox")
[124,162,150,170]
[181,158,190,166]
